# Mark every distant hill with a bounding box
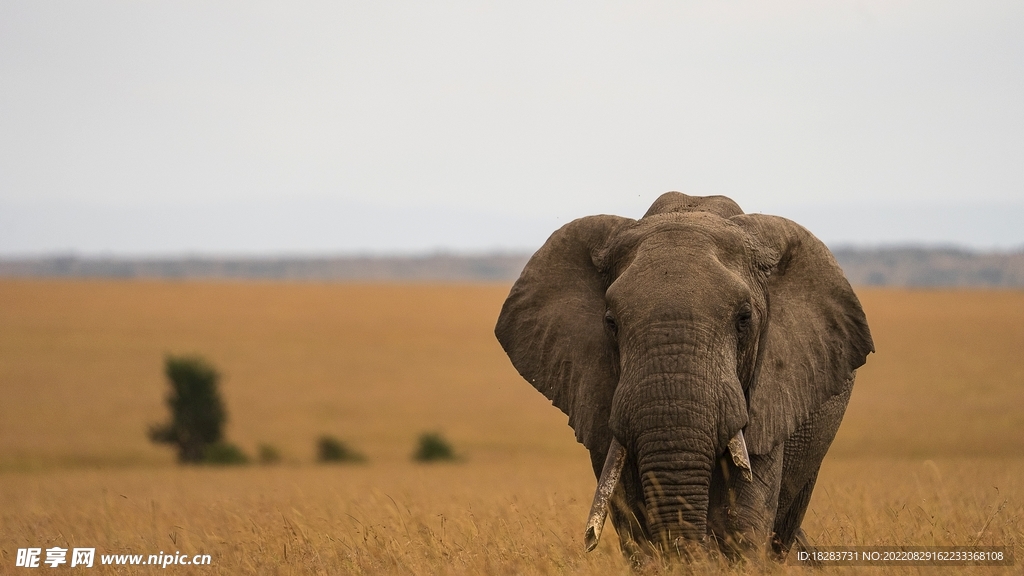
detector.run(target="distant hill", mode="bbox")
[0,254,531,282]
[831,247,1024,288]
[2,248,1023,287]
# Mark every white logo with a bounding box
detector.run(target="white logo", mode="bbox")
[44,547,67,568]
[15,548,41,568]
[16,547,95,569]
[71,548,96,568]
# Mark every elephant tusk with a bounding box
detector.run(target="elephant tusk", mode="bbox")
[584,437,627,552]
[728,430,753,482]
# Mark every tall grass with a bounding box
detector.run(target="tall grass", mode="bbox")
[0,458,1019,574]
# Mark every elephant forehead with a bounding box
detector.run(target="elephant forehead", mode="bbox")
[604,213,735,266]
[611,250,752,309]
[604,216,753,302]
[628,213,750,265]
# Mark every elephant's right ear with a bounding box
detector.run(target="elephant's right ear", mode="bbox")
[495,215,636,455]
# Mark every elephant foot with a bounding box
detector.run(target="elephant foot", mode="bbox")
[771,528,819,565]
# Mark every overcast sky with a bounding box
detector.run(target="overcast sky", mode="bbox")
[1,0,1022,255]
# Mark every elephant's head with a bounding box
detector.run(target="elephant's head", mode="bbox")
[495,193,872,555]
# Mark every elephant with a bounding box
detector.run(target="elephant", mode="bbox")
[494,192,873,562]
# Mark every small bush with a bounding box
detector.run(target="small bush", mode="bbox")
[202,442,249,465]
[413,432,457,462]
[317,435,366,463]
[258,443,282,465]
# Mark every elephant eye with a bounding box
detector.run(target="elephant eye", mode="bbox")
[604,310,618,336]
[735,306,752,334]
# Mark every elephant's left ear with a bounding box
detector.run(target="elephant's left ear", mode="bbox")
[731,214,874,455]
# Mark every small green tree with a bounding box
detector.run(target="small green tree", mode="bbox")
[316,435,366,463]
[258,443,282,465]
[413,432,457,462]
[149,355,228,463]
[203,442,249,465]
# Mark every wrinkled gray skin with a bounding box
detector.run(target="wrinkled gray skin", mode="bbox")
[495,193,873,561]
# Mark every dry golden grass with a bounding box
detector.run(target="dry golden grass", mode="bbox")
[0,280,1022,574]
[0,458,1019,575]
[0,280,568,469]
[837,290,1024,458]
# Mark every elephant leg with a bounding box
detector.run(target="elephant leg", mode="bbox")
[609,455,657,562]
[708,441,784,557]
[772,472,817,556]
[588,448,654,562]
[771,382,854,558]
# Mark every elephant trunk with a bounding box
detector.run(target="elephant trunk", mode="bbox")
[612,333,744,550]
[635,427,715,545]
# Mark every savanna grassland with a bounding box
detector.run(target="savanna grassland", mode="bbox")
[0,280,1021,574]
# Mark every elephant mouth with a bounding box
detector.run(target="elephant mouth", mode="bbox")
[583,430,752,552]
